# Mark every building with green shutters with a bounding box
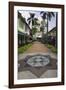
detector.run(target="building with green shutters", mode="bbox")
[18,12,32,47]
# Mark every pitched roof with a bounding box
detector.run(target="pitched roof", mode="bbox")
[48,27,56,33]
[18,12,31,30]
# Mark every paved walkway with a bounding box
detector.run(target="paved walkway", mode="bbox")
[18,41,57,60]
[24,41,49,54]
[18,41,57,79]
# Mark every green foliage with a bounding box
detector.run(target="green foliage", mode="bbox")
[18,43,32,54]
[32,27,37,35]
[40,27,44,32]
[46,44,57,53]
[32,18,39,25]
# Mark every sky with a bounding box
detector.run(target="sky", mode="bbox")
[19,10,57,31]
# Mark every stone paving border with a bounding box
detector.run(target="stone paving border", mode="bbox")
[18,41,57,79]
[18,54,57,78]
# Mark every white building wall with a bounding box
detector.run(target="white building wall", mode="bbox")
[18,18,25,33]
[18,18,30,35]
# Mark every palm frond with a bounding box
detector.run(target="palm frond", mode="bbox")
[34,18,38,21]
[27,17,31,21]
[30,13,35,18]
[48,12,55,21]
[48,13,52,20]
[28,20,31,25]
[51,12,55,17]
[40,11,44,14]
[42,13,47,19]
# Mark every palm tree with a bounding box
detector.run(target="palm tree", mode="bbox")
[27,13,35,29]
[40,12,46,41]
[40,11,55,43]
[27,13,39,38]
[27,13,35,37]
[40,12,46,32]
[32,18,38,27]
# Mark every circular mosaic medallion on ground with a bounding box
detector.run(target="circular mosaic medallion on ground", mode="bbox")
[27,55,50,67]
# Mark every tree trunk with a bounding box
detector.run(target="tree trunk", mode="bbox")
[56,12,57,48]
[42,19,45,37]
[46,15,48,43]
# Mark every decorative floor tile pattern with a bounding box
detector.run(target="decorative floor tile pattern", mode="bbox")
[18,54,57,79]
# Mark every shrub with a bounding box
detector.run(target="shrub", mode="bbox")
[18,43,32,54]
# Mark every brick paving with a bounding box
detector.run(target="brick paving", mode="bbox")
[18,41,57,79]
[18,55,57,78]
[24,41,50,54]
